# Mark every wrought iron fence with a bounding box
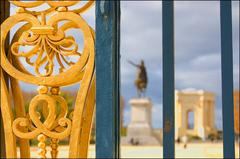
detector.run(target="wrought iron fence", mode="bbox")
[0,0,236,158]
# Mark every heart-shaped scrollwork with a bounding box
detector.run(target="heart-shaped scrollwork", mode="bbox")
[1,9,94,86]
[12,94,71,139]
[11,25,80,76]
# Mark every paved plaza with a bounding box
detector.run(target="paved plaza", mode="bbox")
[24,142,239,158]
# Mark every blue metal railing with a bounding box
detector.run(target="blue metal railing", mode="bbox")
[162,1,175,158]
[0,0,235,158]
[220,1,235,158]
[96,1,121,158]
[95,1,235,158]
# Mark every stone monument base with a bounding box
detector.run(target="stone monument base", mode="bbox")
[121,135,160,145]
[122,98,160,145]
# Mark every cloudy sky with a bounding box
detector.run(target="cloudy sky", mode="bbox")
[10,1,239,129]
[120,1,239,129]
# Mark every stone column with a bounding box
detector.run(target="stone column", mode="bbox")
[125,98,159,145]
[128,98,153,136]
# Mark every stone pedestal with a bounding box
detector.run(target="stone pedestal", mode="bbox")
[122,98,160,145]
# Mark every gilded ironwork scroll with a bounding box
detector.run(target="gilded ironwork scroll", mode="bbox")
[1,1,95,158]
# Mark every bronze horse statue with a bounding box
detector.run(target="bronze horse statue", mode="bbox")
[128,60,148,97]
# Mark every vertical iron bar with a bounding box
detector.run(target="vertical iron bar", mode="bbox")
[0,0,10,157]
[220,1,235,158]
[96,1,121,158]
[162,1,175,158]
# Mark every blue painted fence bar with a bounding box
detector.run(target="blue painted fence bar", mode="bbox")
[162,1,175,158]
[96,1,121,158]
[220,1,235,158]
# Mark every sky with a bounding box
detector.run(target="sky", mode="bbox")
[120,1,239,129]
[9,1,239,130]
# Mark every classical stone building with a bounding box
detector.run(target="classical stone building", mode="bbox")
[234,90,239,135]
[175,89,217,140]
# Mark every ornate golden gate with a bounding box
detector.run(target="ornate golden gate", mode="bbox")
[0,1,95,158]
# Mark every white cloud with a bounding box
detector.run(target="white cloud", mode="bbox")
[121,1,238,130]
[190,54,221,69]
[8,1,239,130]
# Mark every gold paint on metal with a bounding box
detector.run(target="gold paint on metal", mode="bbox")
[50,138,59,158]
[38,86,48,94]
[1,1,95,158]
[37,134,47,158]
[50,87,60,95]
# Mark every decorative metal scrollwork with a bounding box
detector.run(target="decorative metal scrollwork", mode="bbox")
[10,1,94,15]
[11,19,80,76]
[12,87,71,140]
[1,1,95,158]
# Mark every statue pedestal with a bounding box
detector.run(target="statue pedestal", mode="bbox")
[123,98,160,145]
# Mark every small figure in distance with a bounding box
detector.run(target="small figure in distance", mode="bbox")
[128,59,148,98]
[181,135,188,149]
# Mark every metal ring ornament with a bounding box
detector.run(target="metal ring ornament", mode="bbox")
[1,12,94,86]
[10,1,94,15]
[12,94,71,139]
[10,1,45,8]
